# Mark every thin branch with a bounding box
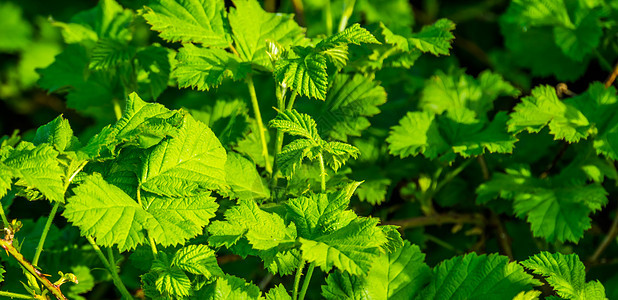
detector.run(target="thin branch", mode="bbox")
[588,206,618,264]
[605,61,618,88]
[477,155,490,181]
[85,236,132,299]
[0,291,36,299]
[0,238,67,300]
[490,213,513,260]
[291,0,305,26]
[386,213,485,229]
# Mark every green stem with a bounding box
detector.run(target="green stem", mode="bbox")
[324,0,333,35]
[298,263,315,300]
[0,291,36,299]
[147,234,158,259]
[434,159,474,193]
[318,153,326,193]
[112,98,122,121]
[338,0,356,32]
[0,239,67,300]
[286,92,298,110]
[0,204,9,229]
[107,247,116,272]
[271,88,288,191]
[292,260,305,300]
[31,202,59,266]
[85,236,132,299]
[247,74,272,174]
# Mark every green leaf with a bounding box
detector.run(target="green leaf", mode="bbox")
[322,241,431,300]
[408,19,455,56]
[171,244,224,278]
[389,70,519,162]
[387,111,448,159]
[570,83,618,160]
[521,252,607,300]
[300,217,388,275]
[505,0,603,61]
[269,109,320,141]
[89,38,135,70]
[150,253,193,298]
[136,45,173,100]
[144,193,219,247]
[32,115,76,152]
[69,0,133,41]
[297,73,387,142]
[0,164,13,199]
[322,141,360,171]
[143,0,231,47]
[114,92,183,149]
[276,138,315,178]
[198,275,262,300]
[477,166,608,243]
[508,0,574,28]
[266,284,292,300]
[140,114,227,197]
[64,174,149,251]
[0,2,32,52]
[419,252,539,299]
[316,23,380,51]
[67,266,95,300]
[512,290,542,300]
[173,44,250,91]
[208,199,296,251]
[37,45,89,93]
[421,70,520,118]
[189,99,250,147]
[66,173,219,251]
[4,142,65,203]
[224,152,269,201]
[274,47,329,100]
[0,264,4,283]
[228,0,306,70]
[286,185,359,239]
[508,85,590,142]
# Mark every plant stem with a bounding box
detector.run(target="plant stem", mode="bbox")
[147,234,158,259]
[291,0,306,26]
[286,92,298,110]
[434,159,474,193]
[112,98,122,121]
[589,206,618,264]
[605,61,618,88]
[490,213,513,260]
[386,213,486,229]
[324,0,333,35]
[318,153,326,193]
[0,203,9,229]
[85,236,132,299]
[107,247,116,272]
[298,263,315,300]
[338,0,356,32]
[32,202,59,266]
[0,291,36,299]
[0,239,67,300]
[477,155,490,180]
[292,260,305,300]
[246,74,272,174]
[264,0,275,12]
[229,44,240,57]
